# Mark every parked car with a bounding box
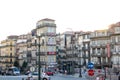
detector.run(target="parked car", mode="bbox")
[45,70,54,76]
[27,71,51,80]
[6,67,20,76]
[1,70,6,75]
[25,70,31,75]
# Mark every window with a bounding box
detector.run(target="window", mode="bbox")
[48,56,54,63]
[48,46,54,52]
[115,27,120,33]
[97,48,100,54]
[118,36,120,42]
[48,27,55,33]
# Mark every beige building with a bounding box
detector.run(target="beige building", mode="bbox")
[36,18,57,70]
[0,37,17,69]
[90,29,111,68]
[109,22,120,70]
[16,38,27,67]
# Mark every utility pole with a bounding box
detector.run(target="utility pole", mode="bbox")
[78,45,82,77]
[38,36,41,80]
[36,36,41,80]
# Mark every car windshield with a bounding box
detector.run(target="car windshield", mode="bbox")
[13,68,19,71]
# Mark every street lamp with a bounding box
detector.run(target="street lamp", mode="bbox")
[38,36,41,80]
[116,51,120,75]
[77,45,82,77]
[35,36,41,80]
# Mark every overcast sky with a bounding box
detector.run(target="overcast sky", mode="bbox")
[0,0,120,41]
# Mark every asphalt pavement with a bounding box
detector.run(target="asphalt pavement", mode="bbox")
[0,72,119,80]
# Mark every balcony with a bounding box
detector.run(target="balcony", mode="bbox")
[46,43,56,46]
[90,35,109,39]
[66,54,73,58]
[94,63,103,69]
[40,52,46,56]
[36,52,46,56]
[0,55,16,58]
[60,56,67,59]
[46,32,56,36]
[91,53,101,57]
[40,61,46,65]
[102,62,112,67]
[82,47,90,51]
[0,61,13,64]
[83,39,90,42]
[37,23,56,28]
[31,43,36,46]
[100,44,106,48]
[90,45,96,48]
[101,53,107,57]
[90,44,101,48]
[66,47,72,50]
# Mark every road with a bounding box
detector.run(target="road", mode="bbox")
[0,73,119,80]
[0,73,87,80]
[51,73,87,80]
[0,75,28,80]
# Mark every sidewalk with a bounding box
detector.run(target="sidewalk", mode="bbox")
[106,73,119,80]
[72,72,119,80]
[57,72,86,79]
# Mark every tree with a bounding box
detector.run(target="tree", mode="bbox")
[21,61,28,73]
[14,60,19,68]
[22,61,28,68]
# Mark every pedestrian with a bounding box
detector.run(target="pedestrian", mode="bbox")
[96,77,99,80]
[100,76,104,80]
[65,70,67,74]
[29,76,33,80]
[27,76,33,80]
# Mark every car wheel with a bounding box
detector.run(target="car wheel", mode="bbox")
[42,78,47,80]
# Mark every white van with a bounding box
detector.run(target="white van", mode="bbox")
[6,67,20,75]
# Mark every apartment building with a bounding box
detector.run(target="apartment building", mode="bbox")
[35,18,57,71]
[0,18,120,73]
[109,22,120,71]
[15,32,37,72]
[90,29,111,69]
[16,37,27,67]
[78,32,91,68]
[0,36,18,69]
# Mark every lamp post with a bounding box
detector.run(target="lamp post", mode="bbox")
[116,51,120,76]
[36,36,41,80]
[77,45,82,77]
[38,36,41,80]
[79,55,82,77]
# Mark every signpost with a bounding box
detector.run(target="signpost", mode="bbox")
[30,66,35,72]
[88,69,94,76]
[88,62,94,69]
[86,62,95,80]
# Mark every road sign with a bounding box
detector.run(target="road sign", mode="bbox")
[30,67,35,72]
[88,62,94,69]
[88,69,94,76]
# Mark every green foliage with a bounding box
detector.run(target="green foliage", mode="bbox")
[14,60,19,67]
[22,61,28,68]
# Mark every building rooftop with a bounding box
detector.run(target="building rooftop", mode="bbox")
[16,39,27,43]
[37,18,55,22]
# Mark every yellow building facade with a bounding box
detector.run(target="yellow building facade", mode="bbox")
[0,39,16,69]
